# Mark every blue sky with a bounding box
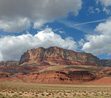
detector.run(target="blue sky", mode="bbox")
[0,0,111,61]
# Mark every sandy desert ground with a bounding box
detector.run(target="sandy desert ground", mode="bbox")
[0,82,111,98]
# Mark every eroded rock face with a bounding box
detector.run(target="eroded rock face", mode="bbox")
[0,65,111,84]
[0,72,11,78]
[4,70,96,84]
[69,71,95,81]
[19,47,100,66]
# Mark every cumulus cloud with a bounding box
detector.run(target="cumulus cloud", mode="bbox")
[97,0,111,14]
[78,39,85,47]
[88,6,101,14]
[97,0,111,7]
[95,8,100,13]
[103,7,110,15]
[0,17,30,33]
[0,28,77,61]
[82,19,111,55]
[88,6,95,13]
[0,0,82,32]
[88,7,100,14]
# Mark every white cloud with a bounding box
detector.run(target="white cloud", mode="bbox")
[95,19,111,35]
[0,17,30,33]
[59,30,65,34]
[97,0,111,14]
[78,39,85,47]
[88,6,95,13]
[33,20,47,29]
[0,28,77,61]
[103,7,110,14]
[95,8,100,13]
[88,7,100,14]
[82,19,111,55]
[0,0,82,32]
[97,0,111,7]
[59,19,107,34]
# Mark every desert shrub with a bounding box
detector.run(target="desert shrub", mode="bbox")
[12,94,22,98]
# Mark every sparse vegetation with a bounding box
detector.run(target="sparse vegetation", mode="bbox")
[0,82,111,98]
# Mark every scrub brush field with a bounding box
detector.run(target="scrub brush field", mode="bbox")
[0,82,111,98]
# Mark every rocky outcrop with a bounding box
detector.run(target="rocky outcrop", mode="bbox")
[0,72,11,78]
[69,71,95,81]
[0,70,96,84]
[19,47,100,66]
[26,71,96,83]
[0,69,111,84]
[100,60,111,66]
[0,61,19,66]
[0,63,111,84]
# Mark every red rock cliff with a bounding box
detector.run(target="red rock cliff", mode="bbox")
[19,47,100,65]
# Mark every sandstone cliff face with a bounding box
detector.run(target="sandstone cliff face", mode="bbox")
[0,70,96,84]
[25,71,96,83]
[19,47,100,66]
[0,65,111,84]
